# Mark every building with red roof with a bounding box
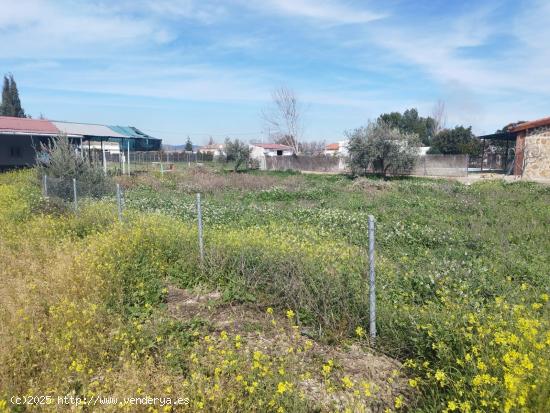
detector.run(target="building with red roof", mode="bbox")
[0,116,161,170]
[0,116,58,135]
[0,116,59,169]
[324,141,349,157]
[509,116,550,179]
[477,115,550,179]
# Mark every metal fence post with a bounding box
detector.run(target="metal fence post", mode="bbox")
[196,193,204,265]
[116,184,123,222]
[43,174,48,197]
[73,178,78,212]
[102,147,107,176]
[368,215,376,342]
[127,141,131,175]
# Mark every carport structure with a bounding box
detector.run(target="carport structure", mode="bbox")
[471,131,516,173]
[476,115,550,178]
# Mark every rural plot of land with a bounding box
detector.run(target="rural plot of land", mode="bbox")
[0,166,549,412]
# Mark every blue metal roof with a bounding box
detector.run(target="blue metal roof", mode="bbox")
[108,125,160,141]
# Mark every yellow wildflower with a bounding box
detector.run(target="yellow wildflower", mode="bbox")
[435,370,446,386]
[394,395,404,409]
[447,400,458,411]
[341,376,354,388]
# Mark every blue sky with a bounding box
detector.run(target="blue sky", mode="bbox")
[1,0,549,144]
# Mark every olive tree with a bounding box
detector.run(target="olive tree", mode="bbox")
[225,138,251,172]
[347,120,420,178]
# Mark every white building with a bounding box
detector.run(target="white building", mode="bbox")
[85,140,121,154]
[199,143,226,158]
[324,140,349,157]
[250,143,295,160]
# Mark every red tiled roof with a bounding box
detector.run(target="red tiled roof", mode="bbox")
[325,143,339,150]
[0,116,58,134]
[254,143,292,150]
[509,116,550,133]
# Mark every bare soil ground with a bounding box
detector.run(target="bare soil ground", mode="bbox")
[166,285,410,412]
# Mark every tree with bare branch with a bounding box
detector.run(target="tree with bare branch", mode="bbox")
[431,99,447,136]
[299,140,326,156]
[262,87,303,153]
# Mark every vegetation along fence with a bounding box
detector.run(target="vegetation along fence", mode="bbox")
[85,151,217,175]
[84,149,469,178]
[42,175,123,219]
[41,176,379,340]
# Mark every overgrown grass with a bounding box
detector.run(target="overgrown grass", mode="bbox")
[0,167,549,412]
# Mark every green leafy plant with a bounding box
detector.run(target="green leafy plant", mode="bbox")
[225,138,251,172]
[36,133,113,199]
[347,120,421,178]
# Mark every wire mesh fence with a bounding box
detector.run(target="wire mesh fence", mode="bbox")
[45,175,119,201]
[92,151,218,175]
[43,175,123,220]
[39,174,378,339]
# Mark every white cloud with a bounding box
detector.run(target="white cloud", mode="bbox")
[2,0,549,136]
[366,1,550,96]
[17,60,272,103]
[247,0,385,25]
[0,0,172,58]
[96,0,227,24]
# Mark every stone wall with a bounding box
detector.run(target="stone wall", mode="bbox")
[523,128,550,180]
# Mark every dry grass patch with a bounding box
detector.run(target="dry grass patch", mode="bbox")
[122,167,307,194]
[166,286,410,411]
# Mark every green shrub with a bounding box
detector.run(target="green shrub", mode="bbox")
[347,120,421,177]
[37,134,113,200]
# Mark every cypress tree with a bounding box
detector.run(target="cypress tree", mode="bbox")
[0,74,26,117]
[185,136,193,152]
[0,75,11,116]
[9,74,26,118]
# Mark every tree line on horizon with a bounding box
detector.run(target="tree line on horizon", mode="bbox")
[1,74,523,160]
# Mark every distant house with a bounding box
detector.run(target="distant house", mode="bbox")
[509,116,550,179]
[476,115,550,180]
[198,143,225,158]
[0,117,58,170]
[0,116,161,170]
[250,143,294,160]
[324,140,348,157]
[84,141,122,154]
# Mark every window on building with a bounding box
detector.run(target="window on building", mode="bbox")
[10,147,22,158]
[277,150,283,156]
